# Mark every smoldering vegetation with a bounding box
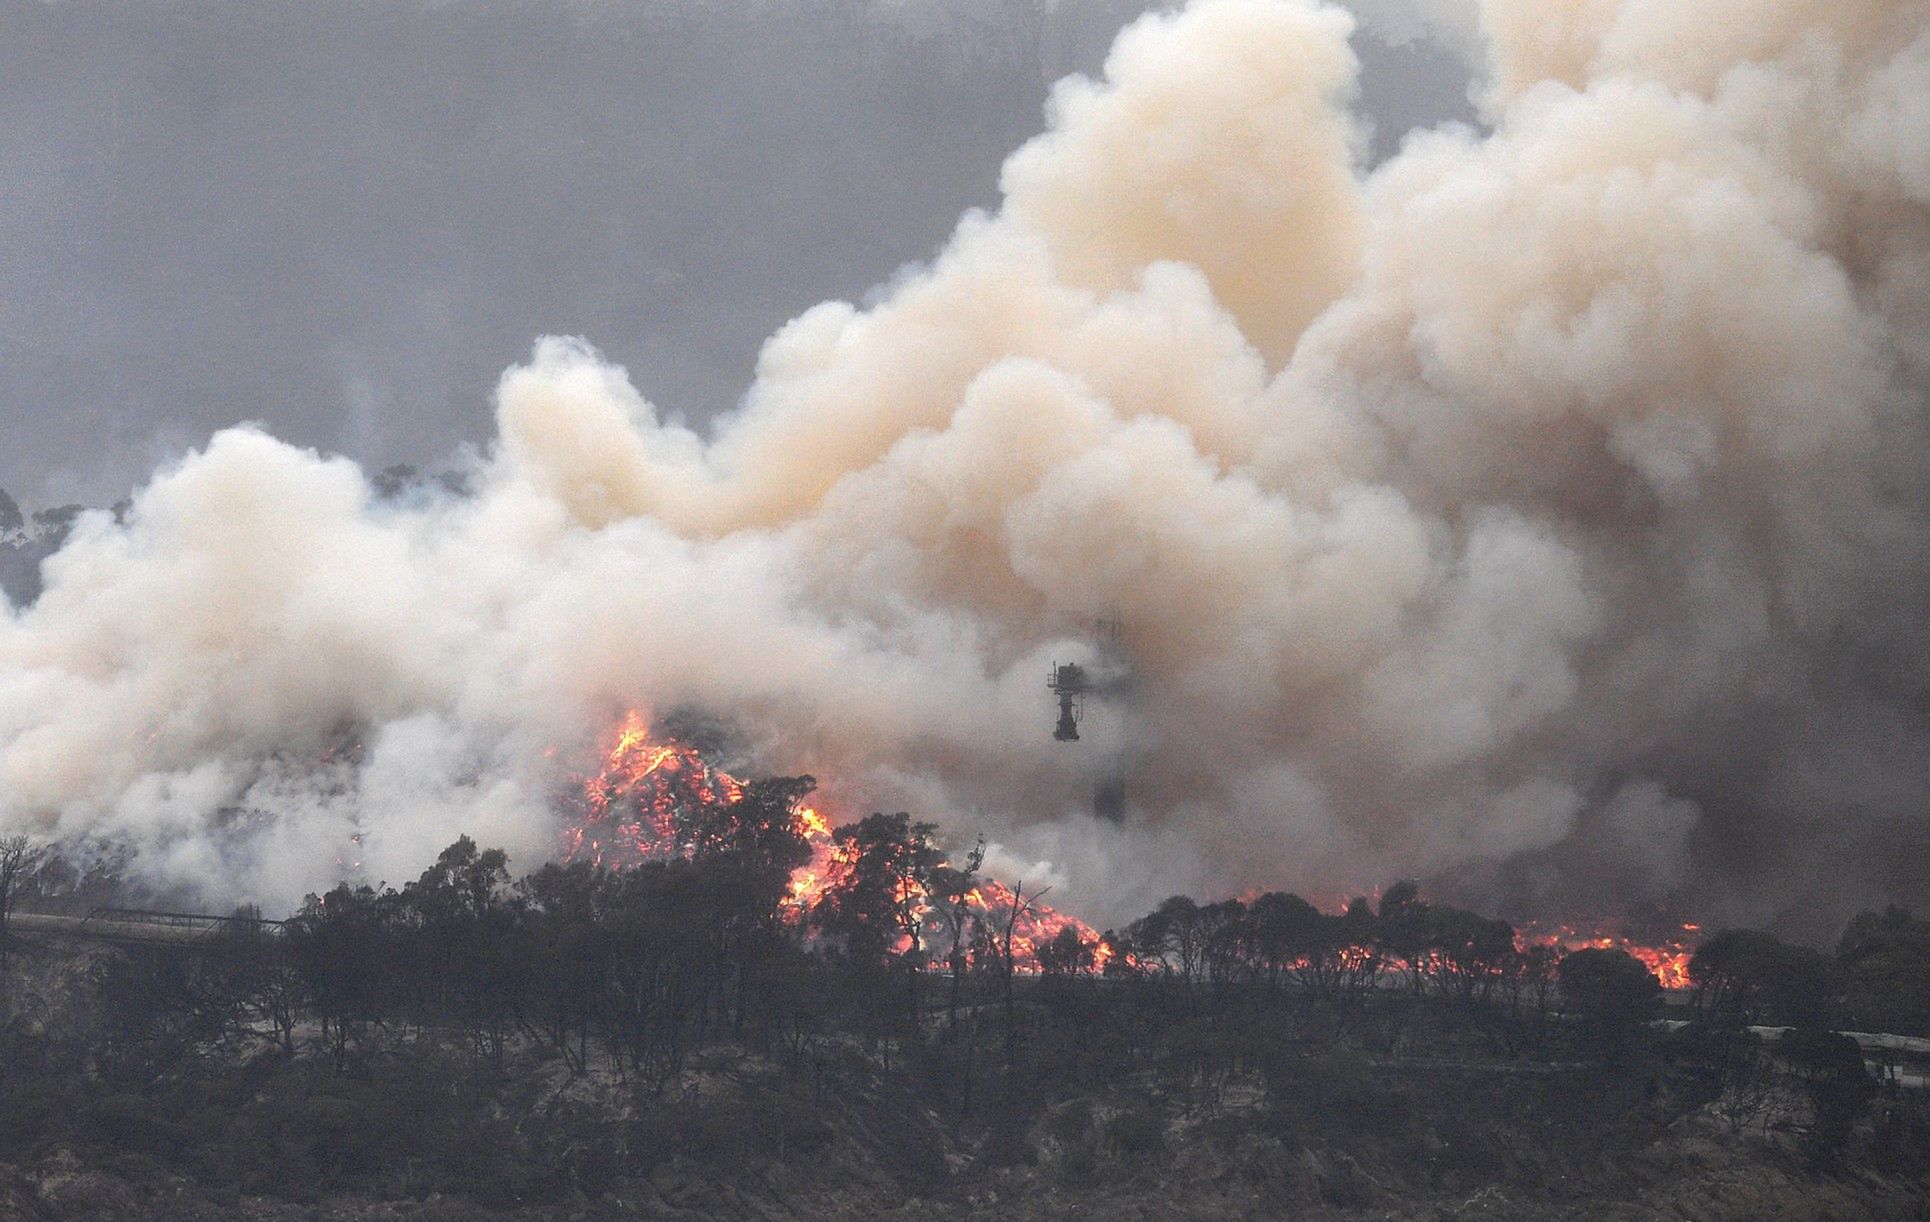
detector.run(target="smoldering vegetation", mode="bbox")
[1,789,1928,1220]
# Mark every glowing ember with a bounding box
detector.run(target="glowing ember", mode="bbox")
[561,712,745,868]
[1516,919,1701,990]
[780,807,840,920]
[969,877,1117,972]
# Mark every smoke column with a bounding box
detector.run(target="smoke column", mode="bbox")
[2,0,1926,935]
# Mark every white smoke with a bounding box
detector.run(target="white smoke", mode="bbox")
[2,0,1925,934]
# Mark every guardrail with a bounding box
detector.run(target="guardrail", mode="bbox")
[83,906,285,932]
[7,906,285,947]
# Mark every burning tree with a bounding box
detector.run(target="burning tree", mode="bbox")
[550,713,1716,1044]
[808,812,944,975]
[562,713,749,868]
[557,713,1107,979]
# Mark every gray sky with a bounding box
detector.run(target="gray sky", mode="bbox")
[0,0,1473,509]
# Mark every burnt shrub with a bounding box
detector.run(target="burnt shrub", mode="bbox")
[1558,948,1660,1063]
[46,1053,553,1207]
[628,1091,837,1181]
[1107,1103,1166,1160]
[1776,1027,1873,1160]
[84,1093,190,1160]
[1870,1095,1930,1177]
[1690,930,1845,1029]
[1260,1050,1416,1150]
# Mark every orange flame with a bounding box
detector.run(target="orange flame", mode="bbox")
[561,714,1105,971]
[562,717,1702,983]
[561,712,745,869]
[1515,919,1700,989]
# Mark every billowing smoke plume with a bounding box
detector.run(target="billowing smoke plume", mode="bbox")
[3,0,1926,936]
